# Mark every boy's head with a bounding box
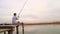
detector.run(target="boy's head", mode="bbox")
[14,13,16,16]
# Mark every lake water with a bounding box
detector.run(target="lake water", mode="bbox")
[1,25,60,34]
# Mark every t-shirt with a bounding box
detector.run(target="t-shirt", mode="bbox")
[12,16,17,24]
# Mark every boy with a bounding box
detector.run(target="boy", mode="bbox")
[12,13,19,24]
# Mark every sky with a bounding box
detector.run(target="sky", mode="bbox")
[0,0,60,23]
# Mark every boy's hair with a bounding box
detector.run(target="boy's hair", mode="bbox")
[14,13,16,16]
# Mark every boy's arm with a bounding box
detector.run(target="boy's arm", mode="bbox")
[16,16,19,20]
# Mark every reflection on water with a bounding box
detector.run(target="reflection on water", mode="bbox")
[1,25,60,34]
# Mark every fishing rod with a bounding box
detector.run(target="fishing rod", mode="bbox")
[18,0,28,17]
[16,0,28,34]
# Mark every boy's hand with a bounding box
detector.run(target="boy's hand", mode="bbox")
[18,16,19,18]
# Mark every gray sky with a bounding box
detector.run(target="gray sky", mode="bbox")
[0,0,60,23]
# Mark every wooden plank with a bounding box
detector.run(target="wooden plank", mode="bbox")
[0,29,11,33]
[0,25,17,28]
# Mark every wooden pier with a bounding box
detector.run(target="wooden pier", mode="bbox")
[0,25,17,34]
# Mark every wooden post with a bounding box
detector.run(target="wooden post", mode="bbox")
[16,22,20,34]
[8,30,13,34]
[16,25,19,34]
[22,22,24,34]
[4,32,6,34]
[8,28,13,34]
